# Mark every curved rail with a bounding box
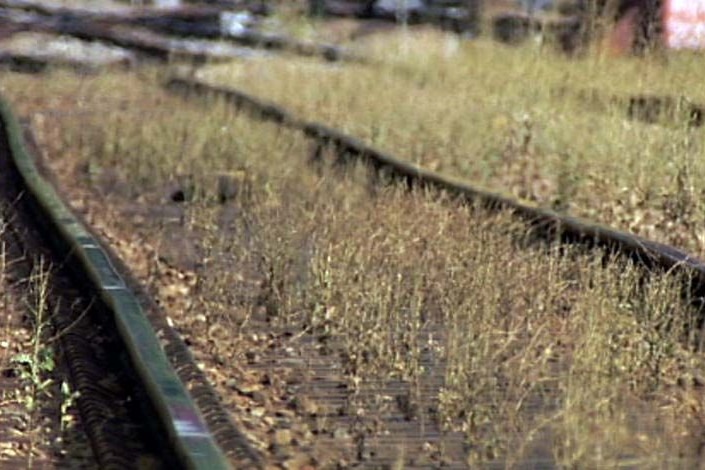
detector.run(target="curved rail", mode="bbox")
[0,97,232,469]
[166,76,705,297]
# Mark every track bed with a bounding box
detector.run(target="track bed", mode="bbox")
[4,70,705,468]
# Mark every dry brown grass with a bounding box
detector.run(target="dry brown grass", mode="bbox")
[3,66,705,467]
[198,31,705,258]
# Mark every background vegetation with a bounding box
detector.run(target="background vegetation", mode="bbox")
[201,31,705,256]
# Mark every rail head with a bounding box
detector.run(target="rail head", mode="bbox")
[0,95,233,470]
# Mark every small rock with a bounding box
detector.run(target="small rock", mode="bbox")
[269,443,290,460]
[332,427,350,440]
[357,438,374,461]
[694,375,705,388]
[313,416,330,435]
[283,453,312,470]
[251,391,267,405]
[237,384,263,395]
[245,351,259,364]
[291,396,318,416]
[274,429,293,446]
[276,409,296,419]
[291,423,312,441]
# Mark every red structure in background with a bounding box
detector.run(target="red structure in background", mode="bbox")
[606,3,641,54]
[605,0,705,53]
[599,0,659,54]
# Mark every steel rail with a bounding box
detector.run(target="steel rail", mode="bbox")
[552,86,704,128]
[0,0,357,64]
[0,96,232,469]
[166,76,705,297]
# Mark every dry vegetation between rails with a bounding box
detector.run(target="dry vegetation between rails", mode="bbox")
[198,31,705,258]
[3,69,705,467]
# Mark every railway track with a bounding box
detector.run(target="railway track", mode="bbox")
[166,75,705,294]
[153,73,705,467]
[4,66,705,467]
[0,96,261,468]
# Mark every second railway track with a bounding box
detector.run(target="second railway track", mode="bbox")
[0,97,260,468]
[166,75,705,293]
